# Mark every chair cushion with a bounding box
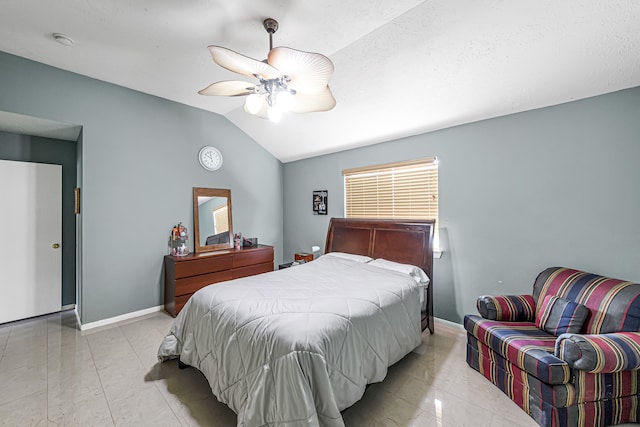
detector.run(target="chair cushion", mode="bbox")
[533,267,640,334]
[476,294,536,322]
[464,314,570,384]
[536,295,589,336]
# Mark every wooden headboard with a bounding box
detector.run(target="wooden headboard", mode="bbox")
[325,217,435,333]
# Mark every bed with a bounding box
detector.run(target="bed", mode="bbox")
[158,218,435,427]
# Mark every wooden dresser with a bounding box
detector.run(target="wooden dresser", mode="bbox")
[164,244,274,316]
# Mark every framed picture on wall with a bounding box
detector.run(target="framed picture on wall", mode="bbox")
[313,190,328,215]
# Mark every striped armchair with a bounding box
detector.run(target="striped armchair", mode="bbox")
[465,267,640,427]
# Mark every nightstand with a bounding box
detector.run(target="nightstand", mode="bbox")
[278,262,294,270]
[294,252,314,262]
[279,260,311,269]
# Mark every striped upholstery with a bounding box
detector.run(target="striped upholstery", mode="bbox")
[467,334,576,408]
[535,295,590,336]
[464,315,570,384]
[556,332,640,373]
[466,267,640,427]
[552,397,640,427]
[468,334,640,404]
[477,294,536,321]
[467,337,640,426]
[572,369,640,404]
[535,395,640,427]
[533,267,640,334]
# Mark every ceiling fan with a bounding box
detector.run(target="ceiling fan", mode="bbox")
[198,18,336,123]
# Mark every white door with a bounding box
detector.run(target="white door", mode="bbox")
[0,159,62,324]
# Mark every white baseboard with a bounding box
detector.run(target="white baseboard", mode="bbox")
[434,316,465,331]
[79,305,164,331]
[61,304,76,311]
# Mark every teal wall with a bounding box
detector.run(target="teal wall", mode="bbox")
[283,86,640,323]
[0,131,77,306]
[0,51,284,324]
[2,48,638,326]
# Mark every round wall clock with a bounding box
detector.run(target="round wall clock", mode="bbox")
[198,146,223,171]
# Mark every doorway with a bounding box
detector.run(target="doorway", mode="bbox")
[0,129,79,322]
[0,159,62,323]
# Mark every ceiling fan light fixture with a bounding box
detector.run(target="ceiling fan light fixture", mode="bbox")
[276,91,293,111]
[245,93,262,115]
[199,17,335,121]
[268,105,283,123]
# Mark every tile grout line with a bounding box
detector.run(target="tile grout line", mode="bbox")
[0,323,13,361]
[0,325,14,409]
[0,333,6,363]
[46,317,50,424]
[120,317,187,424]
[0,322,48,411]
[85,316,118,426]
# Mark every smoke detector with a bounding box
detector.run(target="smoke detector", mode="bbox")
[53,33,74,46]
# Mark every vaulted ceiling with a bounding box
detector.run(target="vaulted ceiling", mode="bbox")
[1,0,639,162]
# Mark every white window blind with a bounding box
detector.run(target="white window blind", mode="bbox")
[213,206,229,234]
[343,157,439,244]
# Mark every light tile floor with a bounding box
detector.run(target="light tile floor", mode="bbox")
[0,310,542,426]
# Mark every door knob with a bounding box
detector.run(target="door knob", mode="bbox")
[52,243,60,249]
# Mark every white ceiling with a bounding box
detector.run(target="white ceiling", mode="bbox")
[1,1,639,162]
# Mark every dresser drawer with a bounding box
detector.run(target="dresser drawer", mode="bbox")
[232,261,273,279]
[175,270,233,296]
[233,247,274,268]
[175,293,192,315]
[174,254,232,278]
[165,245,274,318]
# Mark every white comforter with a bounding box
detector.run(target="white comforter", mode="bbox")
[158,255,422,427]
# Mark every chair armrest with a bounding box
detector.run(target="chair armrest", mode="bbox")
[555,332,640,373]
[476,294,536,321]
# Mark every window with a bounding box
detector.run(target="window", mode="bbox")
[213,205,229,234]
[343,157,439,247]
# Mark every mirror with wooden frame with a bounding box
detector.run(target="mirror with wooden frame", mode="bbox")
[193,187,233,253]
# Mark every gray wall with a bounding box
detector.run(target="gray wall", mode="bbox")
[2,48,638,326]
[0,51,284,324]
[0,132,77,306]
[283,86,640,324]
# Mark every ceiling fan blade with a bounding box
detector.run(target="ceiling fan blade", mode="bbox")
[208,46,281,80]
[198,80,256,96]
[289,86,336,113]
[267,47,334,94]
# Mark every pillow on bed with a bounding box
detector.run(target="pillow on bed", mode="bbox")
[321,252,373,263]
[368,258,430,284]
